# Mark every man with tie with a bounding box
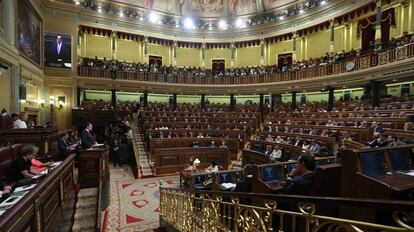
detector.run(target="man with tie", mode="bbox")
[81,122,95,149]
[45,34,71,68]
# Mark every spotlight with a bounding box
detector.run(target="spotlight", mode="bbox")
[235,18,245,28]
[299,9,304,14]
[119,11,124,17]
[321,1,327,5]
[149,12,159,23]
[97,6,102,13]
[218,20,227,30]
[279,16,284,20]
[184,17,194,29]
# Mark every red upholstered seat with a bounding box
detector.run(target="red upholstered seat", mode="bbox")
[0,146,18,181]
[311,163,341,197]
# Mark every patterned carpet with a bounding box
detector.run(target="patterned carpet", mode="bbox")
[103,165,179,232]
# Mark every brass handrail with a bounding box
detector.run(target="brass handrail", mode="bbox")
[160,187,414,232]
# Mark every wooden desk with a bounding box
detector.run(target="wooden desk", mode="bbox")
[154,147,230,175]
[78,145,109,188]
[374,173,414,191]
[0,154,75,232]
[0,128,66,160]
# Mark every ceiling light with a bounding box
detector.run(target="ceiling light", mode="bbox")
[235,18,245,28]
[321,1,327,5]
[299,9,304,14]
[97,6,102,13]
[119,11,124,17]
[149,12,159,23]
[184,17,194,29]
[218,20,227,29]
[279,16,284,20]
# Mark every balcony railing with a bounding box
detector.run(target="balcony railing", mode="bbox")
[160,187,414,232]
[78,43,414,85]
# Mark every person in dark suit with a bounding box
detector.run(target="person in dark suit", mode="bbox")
[81,122,95,149]
[58,133,76,155]
[233,164,255,204]
[281,154,316,195]
[45,34,71,68]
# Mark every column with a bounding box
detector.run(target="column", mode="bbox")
[112,32,117,60]
[259,93,264,113]
[327,87,335,112]
[260,39,265,65]
[172,93,177,111]
[143,36,149,63]
[173,41,177,66]
[201,43,206,68]
[292,32,297,64]
[111,89,117,108]
[201,94,206,110]
[371,81,380,107]
[143,91,148,108]
[76,87,81,107]
[291,91,297,110]
[2,0,16,45]
[12,65,21,113]
[230,94,235,111]
[230,43,235,68]
[329,19,335,53]
[374,0,382,50]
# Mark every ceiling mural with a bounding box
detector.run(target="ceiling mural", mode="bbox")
[182,0,225,17]
[66,0,301,17]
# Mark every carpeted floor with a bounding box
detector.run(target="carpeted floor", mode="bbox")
[103,165,179,232]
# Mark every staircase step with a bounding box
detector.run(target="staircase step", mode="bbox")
[76,197,97,209]
[77,188,98,198]
[74,207,96,220]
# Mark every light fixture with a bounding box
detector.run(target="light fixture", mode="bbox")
[97,6,102,13]
[119,10,124,17]
[279,16,284,20]
[49,96,55,105]
[299,9,304,14]
[139,15,144,21]
[149,12,159,23]
[184,17,194,29]
[74,0,80,6]
[39,99,46,108]
[321,0,327,5]
[218,20,227,30]
[235,18,245,28]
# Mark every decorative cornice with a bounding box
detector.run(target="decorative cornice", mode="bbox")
[42,0,373,42]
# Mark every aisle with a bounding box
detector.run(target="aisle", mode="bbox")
[102,165,179,232]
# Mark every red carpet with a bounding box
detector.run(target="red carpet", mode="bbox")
[102,166,178,232]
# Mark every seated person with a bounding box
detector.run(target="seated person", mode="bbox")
[59,133,77,155]
[270,146,283,161]
[209,141,218,148]
[31,159,52,172]
[281,155,316,195]
[205,161,219,173]
[0,180,12,199]
[12,145,41,184]
[13,112,28,129]
[219,141,228,148]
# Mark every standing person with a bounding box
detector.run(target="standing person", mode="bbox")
[81,122,95,149]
